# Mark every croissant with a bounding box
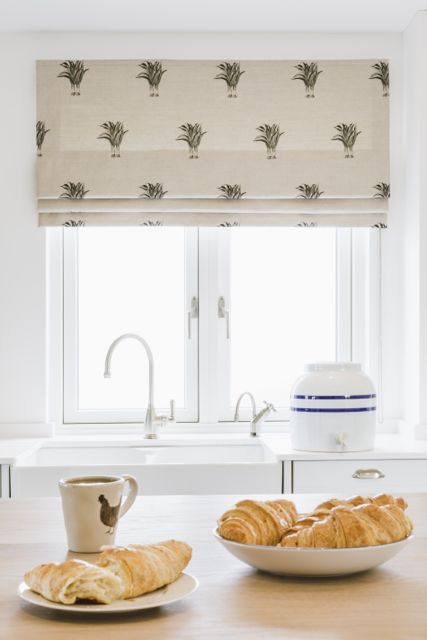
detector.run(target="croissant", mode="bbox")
[97,539,192,599]
[278,502,413,548]
[287,494,409,534]
[218,499,297,545]
[313,493,407,515]
[24,559,123,605]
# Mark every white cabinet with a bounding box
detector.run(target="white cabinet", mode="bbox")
[292,459,427,494]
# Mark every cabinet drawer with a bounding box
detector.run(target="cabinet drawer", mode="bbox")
[293,459,427,494]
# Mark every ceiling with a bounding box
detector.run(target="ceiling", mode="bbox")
[0,0,426,32]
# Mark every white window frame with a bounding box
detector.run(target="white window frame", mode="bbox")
[63,228,199,424]
[61,226,379,427]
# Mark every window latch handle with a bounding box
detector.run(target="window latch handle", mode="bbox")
[218,296,230,339]
[187,296,198,339]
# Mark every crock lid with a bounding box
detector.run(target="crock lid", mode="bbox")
[304,362,362,373]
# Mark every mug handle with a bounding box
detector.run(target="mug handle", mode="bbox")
[119,475,138,518]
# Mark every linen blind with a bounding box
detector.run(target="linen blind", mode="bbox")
[36,59,389,227]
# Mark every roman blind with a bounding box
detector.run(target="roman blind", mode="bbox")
[37,58,389,227]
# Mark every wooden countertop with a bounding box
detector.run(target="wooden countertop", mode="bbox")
[1,494,426,639]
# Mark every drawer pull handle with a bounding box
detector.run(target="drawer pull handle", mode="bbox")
[352,468,385,480]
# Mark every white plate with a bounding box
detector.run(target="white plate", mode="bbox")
[18,573,198,614]
[214,530,412,577]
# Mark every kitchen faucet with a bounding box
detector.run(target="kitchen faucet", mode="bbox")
[103,333,175,439]
[250,401,276,437]
[234,392,276,437]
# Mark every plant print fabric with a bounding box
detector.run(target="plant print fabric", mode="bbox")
[37,59,389,227]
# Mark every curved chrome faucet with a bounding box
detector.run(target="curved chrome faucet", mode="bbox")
[104,333,175,439]
[234,392,257,422]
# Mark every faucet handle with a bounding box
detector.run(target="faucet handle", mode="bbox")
[263,401,277,413]
[156,400,176,428]
[169,399,176,422]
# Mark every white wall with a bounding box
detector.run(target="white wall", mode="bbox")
[0,31,403,433]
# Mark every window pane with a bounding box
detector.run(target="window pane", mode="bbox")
[77,228,187,410]
[229,228,336,409]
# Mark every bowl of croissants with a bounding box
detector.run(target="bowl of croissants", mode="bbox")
[214,494,413,577]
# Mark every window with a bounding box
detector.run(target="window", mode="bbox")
[62,227,376,425]
[217,228,337,421]
[63,228,198,423]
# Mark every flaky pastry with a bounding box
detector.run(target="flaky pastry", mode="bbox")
[97,539,192,599]
[24,559,123,605]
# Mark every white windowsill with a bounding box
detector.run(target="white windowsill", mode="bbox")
[53,418,401,437]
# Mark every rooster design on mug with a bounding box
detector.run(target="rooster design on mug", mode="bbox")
[98,495,121,534]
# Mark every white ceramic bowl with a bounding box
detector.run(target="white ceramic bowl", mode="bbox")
[213,530,411,577]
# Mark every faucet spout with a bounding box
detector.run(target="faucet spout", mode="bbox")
[250,401,276,437]
[104,333,172,438]
[234,392,257,422]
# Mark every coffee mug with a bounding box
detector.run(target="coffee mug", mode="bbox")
[59,475,138,553]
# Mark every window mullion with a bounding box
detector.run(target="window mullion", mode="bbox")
[336,228,353,361]
[63,229,80,423]
[183,228,199,420]
[217,231,232,421]
[350,228,381,416]
[198,228,222,424]
[352,228,368,367]
[362,229,382,418]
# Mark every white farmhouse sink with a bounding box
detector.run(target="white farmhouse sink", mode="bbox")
[16,443,275,466]
[18,446,152,466]
[147,444,276,464]
[11,441,281,497]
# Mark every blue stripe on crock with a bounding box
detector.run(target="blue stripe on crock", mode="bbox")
[291,394,376,400]
[290,407,376,413]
